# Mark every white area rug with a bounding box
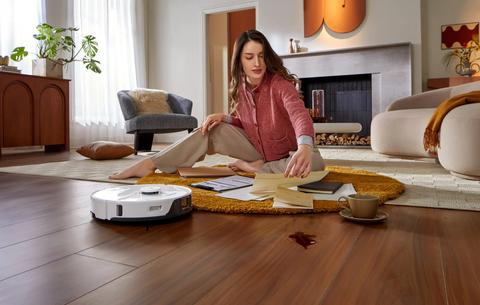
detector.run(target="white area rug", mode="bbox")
[0,149,479,212]
[0,153,239,185]
[321,149,480,212]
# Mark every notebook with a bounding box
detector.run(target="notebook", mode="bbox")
[297,180,343,194]
[177,167,235,178]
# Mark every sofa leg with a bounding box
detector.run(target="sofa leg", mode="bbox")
[188,128,193,133]
[134,132,154,153]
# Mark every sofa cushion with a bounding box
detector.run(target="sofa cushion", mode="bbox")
[371,108,436,158]
[76,141,136,160]
[128,89,172,115]
[124,113,198,133]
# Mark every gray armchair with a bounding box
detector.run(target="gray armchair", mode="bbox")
[118,90,198,152]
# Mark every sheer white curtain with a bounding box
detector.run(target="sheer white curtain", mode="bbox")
[0,0,45,75]
[72,0,146,147]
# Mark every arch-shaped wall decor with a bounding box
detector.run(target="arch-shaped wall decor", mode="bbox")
[304,0,366,37]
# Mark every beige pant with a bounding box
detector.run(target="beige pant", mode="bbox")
[150,123,325,174]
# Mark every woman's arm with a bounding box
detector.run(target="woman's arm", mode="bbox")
[200,113,244,135]
[200,113,226,135]
[284,144,313,178]
[275,75,315,178]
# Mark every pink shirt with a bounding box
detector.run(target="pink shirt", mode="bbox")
[230,72,314,162]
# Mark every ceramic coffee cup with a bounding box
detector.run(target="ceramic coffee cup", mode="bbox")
[337,194,379,219]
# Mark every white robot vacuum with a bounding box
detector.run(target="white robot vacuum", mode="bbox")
[90,184,193,222]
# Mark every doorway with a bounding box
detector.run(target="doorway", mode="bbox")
[206,8,256,116]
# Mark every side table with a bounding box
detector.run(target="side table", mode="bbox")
[314,123,362,134]
[311,116,332,123]
[427,76,480,89]
[0,72,70,157]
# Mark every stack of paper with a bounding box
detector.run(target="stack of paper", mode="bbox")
[250,170,329,194]
[214,170,357,208]
[273,187,313,209]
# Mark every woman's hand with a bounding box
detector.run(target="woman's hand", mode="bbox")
[200,113,226,135]
[284,144,312,178]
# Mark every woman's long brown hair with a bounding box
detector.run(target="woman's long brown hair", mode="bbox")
[228,30,302,115]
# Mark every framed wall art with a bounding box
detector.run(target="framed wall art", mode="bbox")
[441,22,479,49]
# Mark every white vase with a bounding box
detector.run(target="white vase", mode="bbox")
[32,58,64,78]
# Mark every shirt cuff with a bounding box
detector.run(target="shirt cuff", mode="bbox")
[297,135,313,148]
[224,115,232,124]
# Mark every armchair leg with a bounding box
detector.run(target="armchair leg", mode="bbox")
[134,132,154,153]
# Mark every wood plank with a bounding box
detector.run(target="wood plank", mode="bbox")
[0,175,101,211]
[69,214,301,304]
[0,221,140,281]
[79,211,238,267]
[0,195,91,227]
[0,206,92,248]
[0,254,134,305]
[321,205,447,305]
[195,213,363,305]
[436,208,480,305]
[0,175,123,227]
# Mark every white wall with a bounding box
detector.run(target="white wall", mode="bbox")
[43,0,480,142]
[422,0,480,89]
[147,0,422,142]
[45,0,69,27]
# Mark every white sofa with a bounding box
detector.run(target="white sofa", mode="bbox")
[371,81,480,180]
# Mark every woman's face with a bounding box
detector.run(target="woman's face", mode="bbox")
[240,40,266,87]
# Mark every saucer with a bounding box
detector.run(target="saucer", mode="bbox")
[339,209,389,223]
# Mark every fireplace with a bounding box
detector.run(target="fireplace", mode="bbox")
[301,73,372,138]
[281,42,412,146]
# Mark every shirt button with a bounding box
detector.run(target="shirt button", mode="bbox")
[254,123,257,127]
[253,105,256,109]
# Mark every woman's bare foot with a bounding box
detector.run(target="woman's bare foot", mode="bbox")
[109,158,157,180]
[228,159,264,173]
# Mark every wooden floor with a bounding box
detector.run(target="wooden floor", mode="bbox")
[0,147,479,305]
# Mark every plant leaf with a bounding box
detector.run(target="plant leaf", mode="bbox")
[10,47,29,62]
[82,35,99,58]
[83,57,101,73]
[53,27,66,34]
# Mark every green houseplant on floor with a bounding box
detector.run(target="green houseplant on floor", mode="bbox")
[11,23,101,78]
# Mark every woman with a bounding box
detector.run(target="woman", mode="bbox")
[110,30,325,180]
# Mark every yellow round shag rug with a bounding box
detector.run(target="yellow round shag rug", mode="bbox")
[136,166,405,214]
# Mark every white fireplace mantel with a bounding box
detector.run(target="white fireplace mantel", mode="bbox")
[281,42,412,118]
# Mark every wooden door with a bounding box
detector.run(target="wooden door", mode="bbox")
[228,9,256,76]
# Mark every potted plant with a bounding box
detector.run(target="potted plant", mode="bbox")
[10,23,101,78]
[443,34,480,76]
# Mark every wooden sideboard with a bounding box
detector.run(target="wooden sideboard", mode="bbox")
[427,76,480,89]
[0,72,70,157]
